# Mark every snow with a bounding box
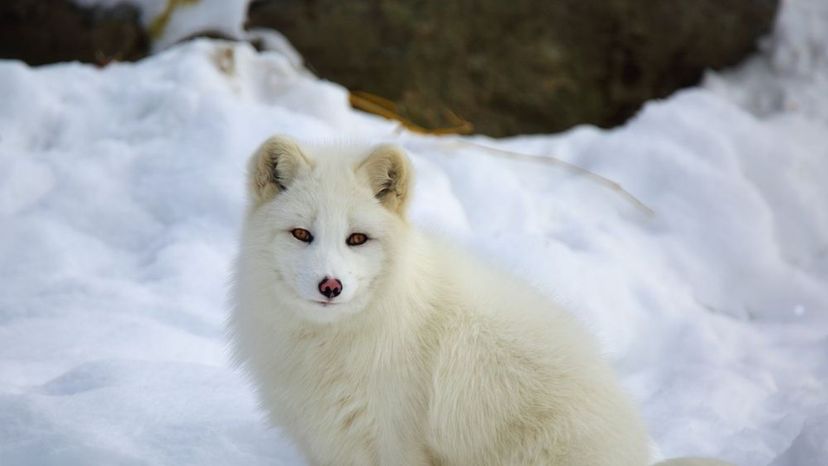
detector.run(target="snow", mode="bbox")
[2,0,827,464]
[72,0,252,51]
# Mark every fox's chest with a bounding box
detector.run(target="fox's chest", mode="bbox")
[291,376,379,464]
[273,338,428,465]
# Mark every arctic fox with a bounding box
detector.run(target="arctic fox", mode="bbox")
[229,136,733,466]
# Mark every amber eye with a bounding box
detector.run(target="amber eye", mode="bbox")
[346,233,368,246]
[291,228,313,243]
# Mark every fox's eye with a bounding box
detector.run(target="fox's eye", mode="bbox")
[346,233,368,246]
[291,228,313,243]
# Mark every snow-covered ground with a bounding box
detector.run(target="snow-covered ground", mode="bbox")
[2,0,827,464]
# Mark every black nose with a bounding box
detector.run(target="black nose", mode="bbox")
[318,277,343,299]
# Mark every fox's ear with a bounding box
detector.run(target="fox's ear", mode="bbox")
[357,144,412,216]
[248,136,311,205]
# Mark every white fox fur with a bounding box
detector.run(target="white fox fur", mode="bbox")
[229,136,733,466]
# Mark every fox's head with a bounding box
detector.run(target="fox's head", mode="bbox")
[242,136,413,324]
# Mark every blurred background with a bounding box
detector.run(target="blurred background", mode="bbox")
[0,0,778,136]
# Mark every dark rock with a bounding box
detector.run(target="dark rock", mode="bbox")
[0,0,148,66]
[247,0,779,137]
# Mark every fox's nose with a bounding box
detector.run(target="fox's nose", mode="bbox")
[318,277,343,299]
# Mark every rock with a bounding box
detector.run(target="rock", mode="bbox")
[247,0,779,137]
[0,0,148,66]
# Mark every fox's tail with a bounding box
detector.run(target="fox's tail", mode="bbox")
[653,458,735,466]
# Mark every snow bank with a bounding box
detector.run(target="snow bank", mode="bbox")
[2,0,827,465]
[72,0,252,51]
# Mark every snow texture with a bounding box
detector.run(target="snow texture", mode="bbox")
[2,0,828,464]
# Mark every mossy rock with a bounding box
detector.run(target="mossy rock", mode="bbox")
[0,0,148,66]
[247,0,779,137]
